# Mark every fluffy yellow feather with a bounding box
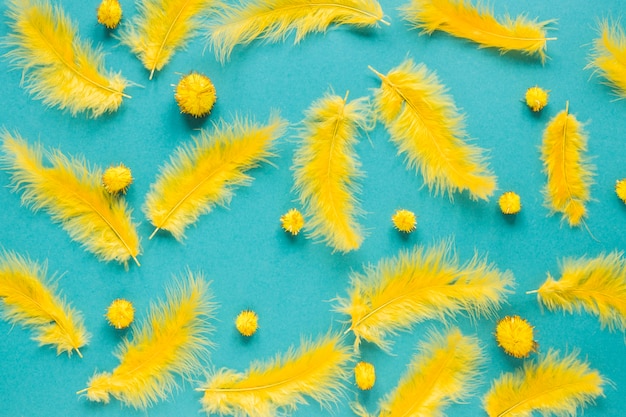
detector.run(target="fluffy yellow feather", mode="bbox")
[588,19,626,98]
[144,114,287,240]
[119,0,216,79]
[400,0,555,62]
[336,241,514,352]
[81,271,216,409]
[208,0,387,63]
[370,59,497,201]
[483,350,605,417]
[0,131,141,267]
[540,102,594,227]
[0,250,89,357]
[292,92,370,253]
[199,332,351,417]
[3,0,129,117]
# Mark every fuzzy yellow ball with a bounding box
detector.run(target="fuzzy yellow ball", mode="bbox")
[495,315,537,358]
[102,164,133,194]
[106,299,134,329]
[392,209,417,233]
[175,72,217,118]
[236,310,258,337]
[354,361,376,390]
[97,0,122,29]
[525,86,549,112]
[498,191,521,215]
[280,208,305,235]
[616,179,626,204]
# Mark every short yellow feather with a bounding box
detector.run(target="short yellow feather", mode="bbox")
[588,19,626,99]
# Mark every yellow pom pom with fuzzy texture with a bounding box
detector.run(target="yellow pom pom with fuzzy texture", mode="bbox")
[102,164,133,194]
[392,209,417,233]
[280,208,305,235]
[106,299,134,329]
[97,0,122,29]
[175,72,217,118]
[525,86,549,112]
[616,179,626,204]
[354,361,376,390]
[236,310,258,336]
[495,315,537,358]
[498,191,521,214]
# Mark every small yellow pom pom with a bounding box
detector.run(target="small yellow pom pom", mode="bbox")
[97,0,122,29]
[616,179,626,204]
[236,310,258,337]
[102,164,133,194]
[106,299,134,329]
[498,191,521,215]
[525,86,549,112]
[280,209,305,235]
[392,209,417,233]
[354,361,376,390]
[175,72,217,118]
[495,315,537,358]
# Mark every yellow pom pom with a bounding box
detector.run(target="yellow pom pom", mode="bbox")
[392,209,417,233]
[97,0,122,29]
[495,315,537,358]
[175,72,217,118]
[105,299,134,329]
[280,208,305,235]
[354,361,376,390]
[525,86,549,112]
[102,164,133,194]
[498,191,521,215]
[616,179,626,204]
[236,310,258,337]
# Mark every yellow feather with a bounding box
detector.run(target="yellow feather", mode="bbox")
[292,92,370,253]
[370,59,497,201]
[540,102,594,227]
[144,114,287,241]
[199,332,351,417]
[0,250,89,357]
[399,0,555,62]
[0,131,141,267]
[336,241,513,352]
[119,0,216,79]
[588,19,626,99]
[3,0,129,117]
[82,270,216,409]
[483,350,605,417]
[209,0,387,63]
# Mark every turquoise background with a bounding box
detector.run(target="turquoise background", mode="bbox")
[0,0,625,416]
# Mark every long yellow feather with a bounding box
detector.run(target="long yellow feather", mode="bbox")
[0,131,141,267]
[292,92,370,253]
[399,0,555,62]
[119,0,216,79]
[144,114,287,241]
[3,0,129,117]
[540,102,594,227]
[370,59,497,201]
[588,19,626,99]
[199,332,351,417]
[0,250,89,357]
[483,350,605,417]
[208,0,388,63]
[336,241,513,352]
[81,270,216,409]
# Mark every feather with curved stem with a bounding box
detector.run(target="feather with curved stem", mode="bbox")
[370,59,497,201]
[587,19,626,99]
[335,240,513,352]
[540,102,594,227]
[0,131,141,267]
[3,0,129,117]
[144,114,287,241]
[483,349,605,417]
[399,0,555,62]
[199,332,351,417]
[292,92,370,253]
[0,250,89,357]
[80,270,216,409]
[208,0,388,63]
[119,0,216,79]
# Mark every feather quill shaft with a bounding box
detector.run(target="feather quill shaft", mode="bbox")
[199,332,351,417]
[81,271,216,409]
[587,19,626,98]
[3,0,129,117]
[209,0,387,62]
[336,241,513,352]
[370,60,497,201]
[144,114,287,241]
[0,132,141,266]
[0,250,89,357]
[483,350,604,417]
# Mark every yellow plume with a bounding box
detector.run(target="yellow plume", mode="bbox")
[399,0,555,62]
[0,250,89,357]
[336,240,513,352]
[3,0,129,117]
[119,0,216,79]
[0,131,141,267]
[81,270,216,409]
[540,102,594,227]
[483,350,605,417]
[587,19,626,99]
[208,0,387,63]
[199,332,351,417]
[370,59,497,201]
[144,114,287,241]
[292,92,370,253]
